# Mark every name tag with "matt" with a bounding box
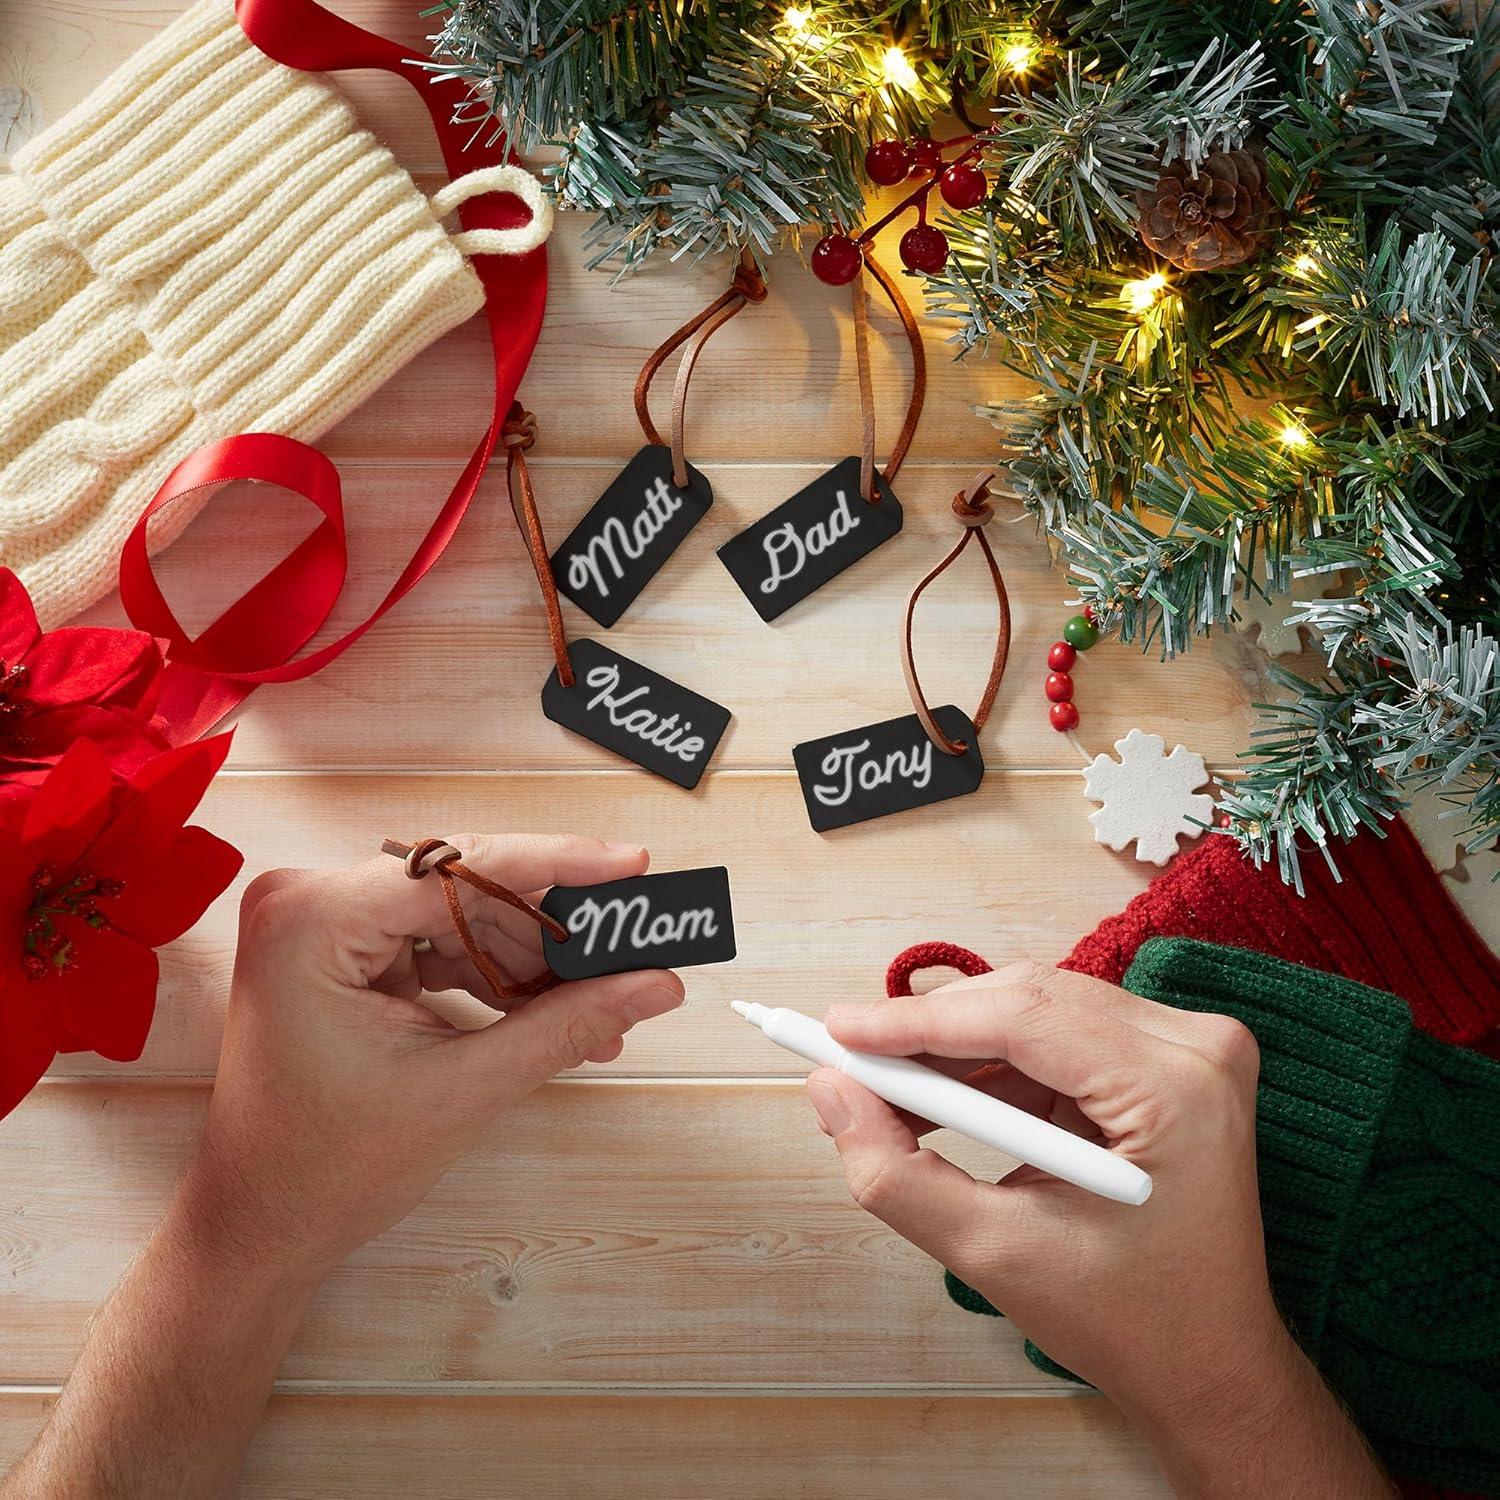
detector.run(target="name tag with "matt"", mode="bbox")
[542,867,737,980]
[551,446,713,628]
[717,457,903,622]
[792,705,985,832]
[542,640,731,790]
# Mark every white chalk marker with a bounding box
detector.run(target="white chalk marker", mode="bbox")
[730,1002,1152,1207]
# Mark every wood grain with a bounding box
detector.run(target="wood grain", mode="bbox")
[52,769,1168,1079]
[0,1,1250,1489]
[5,1081,1044,1388]
[0,1391,1169,1498]
[75,462,1262,773]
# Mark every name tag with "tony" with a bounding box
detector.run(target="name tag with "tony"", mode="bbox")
[542,867,737,980]
[542,640,731,789]
[552,446,713,628]
[793,705,985,832]
[717,456,903,622]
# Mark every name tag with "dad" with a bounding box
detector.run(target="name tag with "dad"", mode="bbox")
[542,867,737,980]
[542,640,731,789]
[551,446,713,628]
[793,705,985,832]
[717,456,903,622]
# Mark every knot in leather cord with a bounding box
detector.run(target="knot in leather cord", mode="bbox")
[502,409,538,450]
[952,472,995,528]
[731,258,769,303]
[380,838,568,1007]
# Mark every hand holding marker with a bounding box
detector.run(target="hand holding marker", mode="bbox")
[731,1001,1152,1206]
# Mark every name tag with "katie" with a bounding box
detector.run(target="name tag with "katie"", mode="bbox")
[551,446,713,628]
[542,640,731,789]
[792,705,985,832]
[717,456,903,622]
[542,867,737,980]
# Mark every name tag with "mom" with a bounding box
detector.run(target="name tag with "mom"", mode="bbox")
[543,640,731,789]
[551,446,713,628]
[793,705,985,832]
[543,867,737,980]
[717,457,903,622]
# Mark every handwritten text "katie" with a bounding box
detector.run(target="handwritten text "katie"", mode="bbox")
[568,894,720,956]
[585,665,706,764]
[812,737,933,807]
[566,477,682,599]
[759,488,860,595]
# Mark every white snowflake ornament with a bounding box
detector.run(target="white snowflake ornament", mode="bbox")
[1082,728,1215,866]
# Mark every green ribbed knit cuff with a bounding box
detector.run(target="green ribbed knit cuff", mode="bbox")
[1124,939,1413,1359]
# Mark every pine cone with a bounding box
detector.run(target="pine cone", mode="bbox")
[1136,148,1274,271]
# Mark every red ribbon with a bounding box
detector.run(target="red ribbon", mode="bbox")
[120,0,549,744]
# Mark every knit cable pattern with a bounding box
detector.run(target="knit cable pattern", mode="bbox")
[1,0,485,626]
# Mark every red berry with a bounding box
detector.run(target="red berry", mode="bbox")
[939,162,987,209]
[1083,604,1097,626]
[906,137,943,176]
[1044,671,1074,702]
[864,138,911,186]
[1049,701,1080,732]
[898,223,949,274]
[1047,641,1076,672]
[811,233,864,285]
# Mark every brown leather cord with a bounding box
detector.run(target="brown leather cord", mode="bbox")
[635,248,768,486]
[502,404,574,688]
[853,251,927,503]
[901,471,1012,756]
[380,837,568,1005]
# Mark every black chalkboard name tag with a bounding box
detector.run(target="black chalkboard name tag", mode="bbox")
[551,445,713,628]
[717,456,903,622]
[793,705,984,832]
[542,867,737,980]
[542,639,730,790]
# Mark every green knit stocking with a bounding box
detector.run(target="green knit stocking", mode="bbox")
[940,939,1500,1493]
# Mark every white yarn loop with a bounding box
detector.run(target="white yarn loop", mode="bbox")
[429,164,554,257]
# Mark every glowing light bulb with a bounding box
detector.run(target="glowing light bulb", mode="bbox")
[1002,40,1035,72]
[1292,254,1317,275]
[883,46,918,89]
[1279,422,1312,449]
[783,6,811,32]
[1122,272,1167,313]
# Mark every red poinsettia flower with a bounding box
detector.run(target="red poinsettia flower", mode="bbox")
[0,735,242,1120]
[0,568,168,785]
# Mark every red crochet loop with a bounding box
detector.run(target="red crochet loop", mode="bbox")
[886,940,993,998]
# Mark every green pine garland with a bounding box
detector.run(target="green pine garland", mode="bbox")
[425,0,1500,888]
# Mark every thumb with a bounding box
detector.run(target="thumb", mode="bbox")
[461,970,684,1104]
[807,1068,1006,1269]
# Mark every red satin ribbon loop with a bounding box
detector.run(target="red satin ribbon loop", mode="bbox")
[120,0,550,744]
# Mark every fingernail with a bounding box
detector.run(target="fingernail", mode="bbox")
[825,1003,870,1023]
[806,1079,851,1135]
[622,984,683,1025]
[606,841,645,855]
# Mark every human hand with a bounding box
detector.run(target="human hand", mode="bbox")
[805,964,1325,1447]
[182,834,684,1282]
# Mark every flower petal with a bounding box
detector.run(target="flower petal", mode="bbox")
[20,741,116,873]
[0,571,41,666]
[0,972,59,1119]
[23,628,163,715]
[107,825,243,947]
[51,923,160,1061]
[0,704,169,785]
[84,733,234,875]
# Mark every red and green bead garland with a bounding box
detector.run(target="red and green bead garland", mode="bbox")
[1043,607,1099,732]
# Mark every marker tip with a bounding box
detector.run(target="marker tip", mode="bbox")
[729,1001,752,1018]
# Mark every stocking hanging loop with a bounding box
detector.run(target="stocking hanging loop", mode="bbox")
[901,471,1012,757]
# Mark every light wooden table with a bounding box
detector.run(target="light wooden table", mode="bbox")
[0,5,1267,1492]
